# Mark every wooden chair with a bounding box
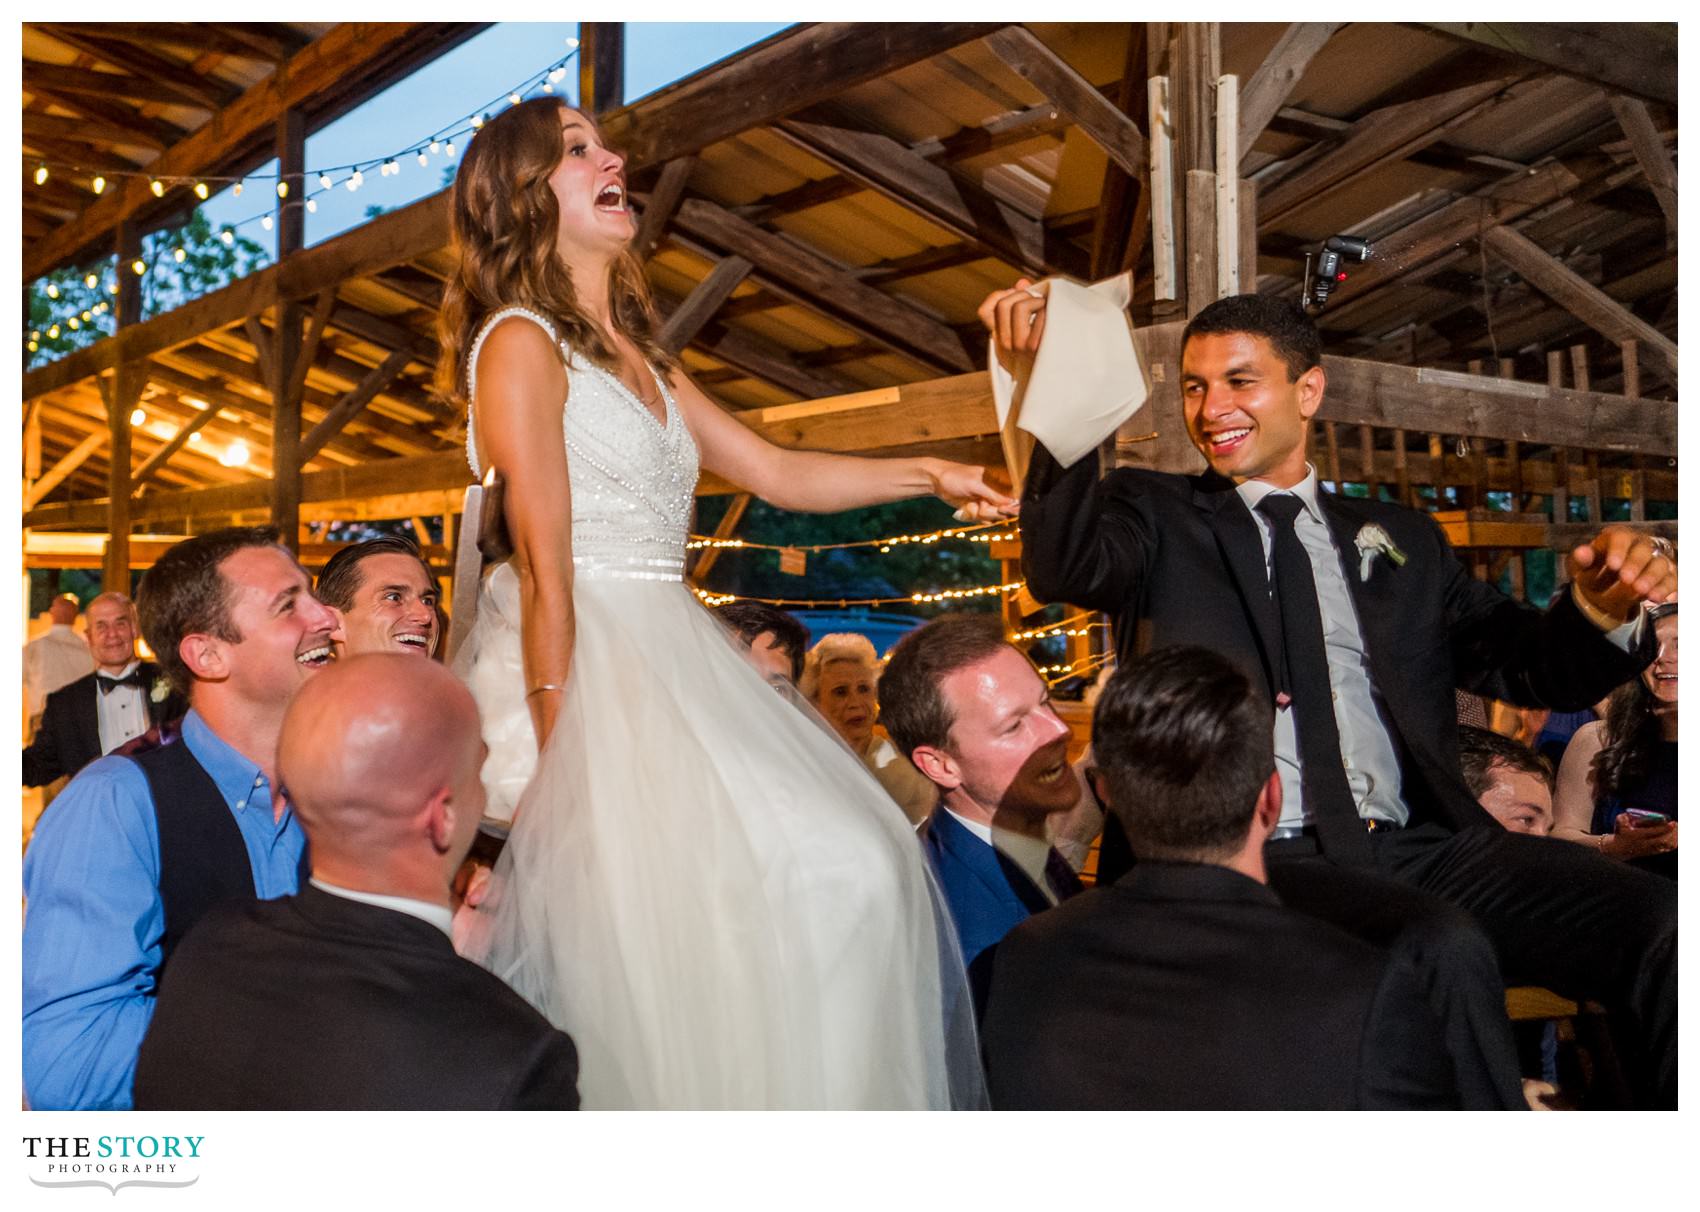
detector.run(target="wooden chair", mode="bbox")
[444,468,512,664]
[1505,985,1632,1108]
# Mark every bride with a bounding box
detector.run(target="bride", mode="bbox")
[438,98,1011,1109]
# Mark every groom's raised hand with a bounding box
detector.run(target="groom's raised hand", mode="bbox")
[1566,525,1677,626]
[977,279,1049,378]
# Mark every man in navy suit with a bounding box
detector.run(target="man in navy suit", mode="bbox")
[879,615,1085,995]
[23,592,185,787]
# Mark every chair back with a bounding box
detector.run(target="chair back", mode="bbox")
[444,468,512,662]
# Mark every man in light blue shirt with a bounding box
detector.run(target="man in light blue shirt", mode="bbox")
[22,526,340,1109]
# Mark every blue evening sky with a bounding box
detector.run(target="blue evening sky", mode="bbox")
[202,22,791,252]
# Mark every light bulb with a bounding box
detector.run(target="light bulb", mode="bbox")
[130,407,146,426]
[429,139,441,154]
[48,325,59,338]
[417,151,429,167]
[549,67,566,83]
[68,317,80,330]
[232,183,243,197]
[27,340,38,352]
[219,440,250,468]
[352,169,364,186]
[188,431,203,443]
[174,247,186,263]
[306,198,317,213]
[565,36,579,48]
[276,180,289,198]
[132,259,147,275]
[319,173,333,190]
[34,163,48,185]
[85,273,98,288]
[471,113,485,129]
[150,178,164,197]
[509,92,522,105]
[261,214,273,231]
[81,310,91,321]
[542,82,554,93]
[108,280,120,294]
[445,140,456,157]
[194,181,209,200]
[221,229,235,246]
[91,175,106,194]
[45,283,59,299]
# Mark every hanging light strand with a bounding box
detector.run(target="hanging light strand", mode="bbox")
[692,579,1026,610]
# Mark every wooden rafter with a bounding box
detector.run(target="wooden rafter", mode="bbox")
[983,26,1147,177]
[37,26,236,109]
[1236,23,1342,167]
[1415,22,1675,107]
[633,155,696,262]
[299,348,417,464]
[659,257,754,355]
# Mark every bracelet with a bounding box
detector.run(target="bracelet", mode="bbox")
[525,683,564,699]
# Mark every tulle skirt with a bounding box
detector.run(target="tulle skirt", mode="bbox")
[456,563,982,1109]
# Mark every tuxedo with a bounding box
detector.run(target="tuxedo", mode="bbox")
[22,662,183,787]
[1021,448,1677,1107]
[981,863,1460,1109]
[922,808,1081,1010]
[133,884,580,1110]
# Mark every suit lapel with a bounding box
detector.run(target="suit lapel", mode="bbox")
[1196,480,1284,697]
[74,677,104,764]
[932,812,1032,915]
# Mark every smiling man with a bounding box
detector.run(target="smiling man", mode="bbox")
[316,535,441,659]
[23,527,340,1109]
[986,287,1678,1108]
[879,615,1084,986]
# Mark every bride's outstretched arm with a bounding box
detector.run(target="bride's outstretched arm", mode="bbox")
[473,321,576,749]
[668,368,1018,520]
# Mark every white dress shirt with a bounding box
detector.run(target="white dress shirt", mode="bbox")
[309,879,454,938]
[24,625,95,718]
[94,660,150,756]
[943,807,1060,907]
[1237,468,1408,829]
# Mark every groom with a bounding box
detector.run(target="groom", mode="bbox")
[981,286,1678,1108]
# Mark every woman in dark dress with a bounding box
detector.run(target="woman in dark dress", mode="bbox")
[1554,603,1678,879]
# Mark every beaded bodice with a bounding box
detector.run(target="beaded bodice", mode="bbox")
[466,307,699,582]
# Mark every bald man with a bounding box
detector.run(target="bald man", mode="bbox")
[133,655,579,1110]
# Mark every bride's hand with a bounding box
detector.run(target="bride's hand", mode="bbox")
[930,462,1019,522]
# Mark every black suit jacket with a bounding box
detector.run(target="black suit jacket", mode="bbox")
[22,662,183,787]
[1021,450,1651,839]
[133,883,580,1110]
[980,862,1461,1109]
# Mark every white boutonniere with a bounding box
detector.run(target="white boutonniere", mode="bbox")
[149,677,170,704]
[1354,523,1408,581]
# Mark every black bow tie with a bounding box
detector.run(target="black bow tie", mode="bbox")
[96,670,144,696]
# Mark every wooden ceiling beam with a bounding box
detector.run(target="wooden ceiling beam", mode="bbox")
[299,348,418,464]
[600,22,1003,170]
[24,23,448,283]
[23,61,216,110]
[208,24,310,61]
[1605,96,1677,239]
[983,26,1146,177]
[1237,23,1343,168]
[1481,225,1677,382]
[633,155,696,263]
[36,26,235,109]
[672,197,974,373]
[23,111,166,152]
[1259,73,1530,227]
[659,256,754,355]
[24,431,107,510]
[22,85,184,150]
[1414,22,1675,106]
[776,112,1087,279]
[52,22,291,60]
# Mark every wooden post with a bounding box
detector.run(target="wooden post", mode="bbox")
[1214,74,1239,297]
[1393,429,1412,505]
[105,220,142,592]
[579,23,625,116]
[1359,426,1379,499]
[1322,421,1343,492]
[270,109,306,549]
[1547,349,1569,525]
[1147,75,1177,303]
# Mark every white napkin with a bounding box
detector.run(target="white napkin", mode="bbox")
[987,271,1149,491]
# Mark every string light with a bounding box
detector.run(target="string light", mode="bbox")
[84,273,97,288]
[429,139,442,155]
[306,198,317,213]
[261,214,274,231]
[132,259,147,275]
[1039,652,1115,686]
[174,247,187,262]
[692,580,1025,609]
[509,92,523,105]
[319,172,334,190]
[417,151,429,168]
[685,520,1013,555]
[276,180,289,198]
[232,183,242,198]
[194,181,209,200]
[67,317,80,330]
[1010,612,1105,642]
[220,228,235,246]
[45,283,58,299]
[129,407,146,426]
[219,440,251,468]
[149,178,164,197]
[34,163,48,185]
[91,175,105,194]
[108,280,120,294]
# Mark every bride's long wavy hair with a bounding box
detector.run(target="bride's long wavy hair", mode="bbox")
[435,96,671,411]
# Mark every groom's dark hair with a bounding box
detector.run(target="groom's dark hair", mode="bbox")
[1182,293,1321,381]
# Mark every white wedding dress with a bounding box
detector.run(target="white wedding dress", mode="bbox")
[454,308,982,1109]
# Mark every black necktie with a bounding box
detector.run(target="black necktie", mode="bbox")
[1043,848,1084,902]
[1256,495,1372,864]
[96,670,144,696]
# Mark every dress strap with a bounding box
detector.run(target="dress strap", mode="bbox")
[465,306,569,478]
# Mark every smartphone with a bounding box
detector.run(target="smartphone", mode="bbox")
[1621,808,1670,827]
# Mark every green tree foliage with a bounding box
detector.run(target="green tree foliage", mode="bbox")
[26,208,270,369]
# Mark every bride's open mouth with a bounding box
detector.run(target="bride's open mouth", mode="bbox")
[595,182,627,212]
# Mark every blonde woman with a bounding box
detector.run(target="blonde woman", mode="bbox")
[800,633,938,826]
[439,99,1003,1109]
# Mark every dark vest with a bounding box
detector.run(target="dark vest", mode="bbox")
[130,739,305,978]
